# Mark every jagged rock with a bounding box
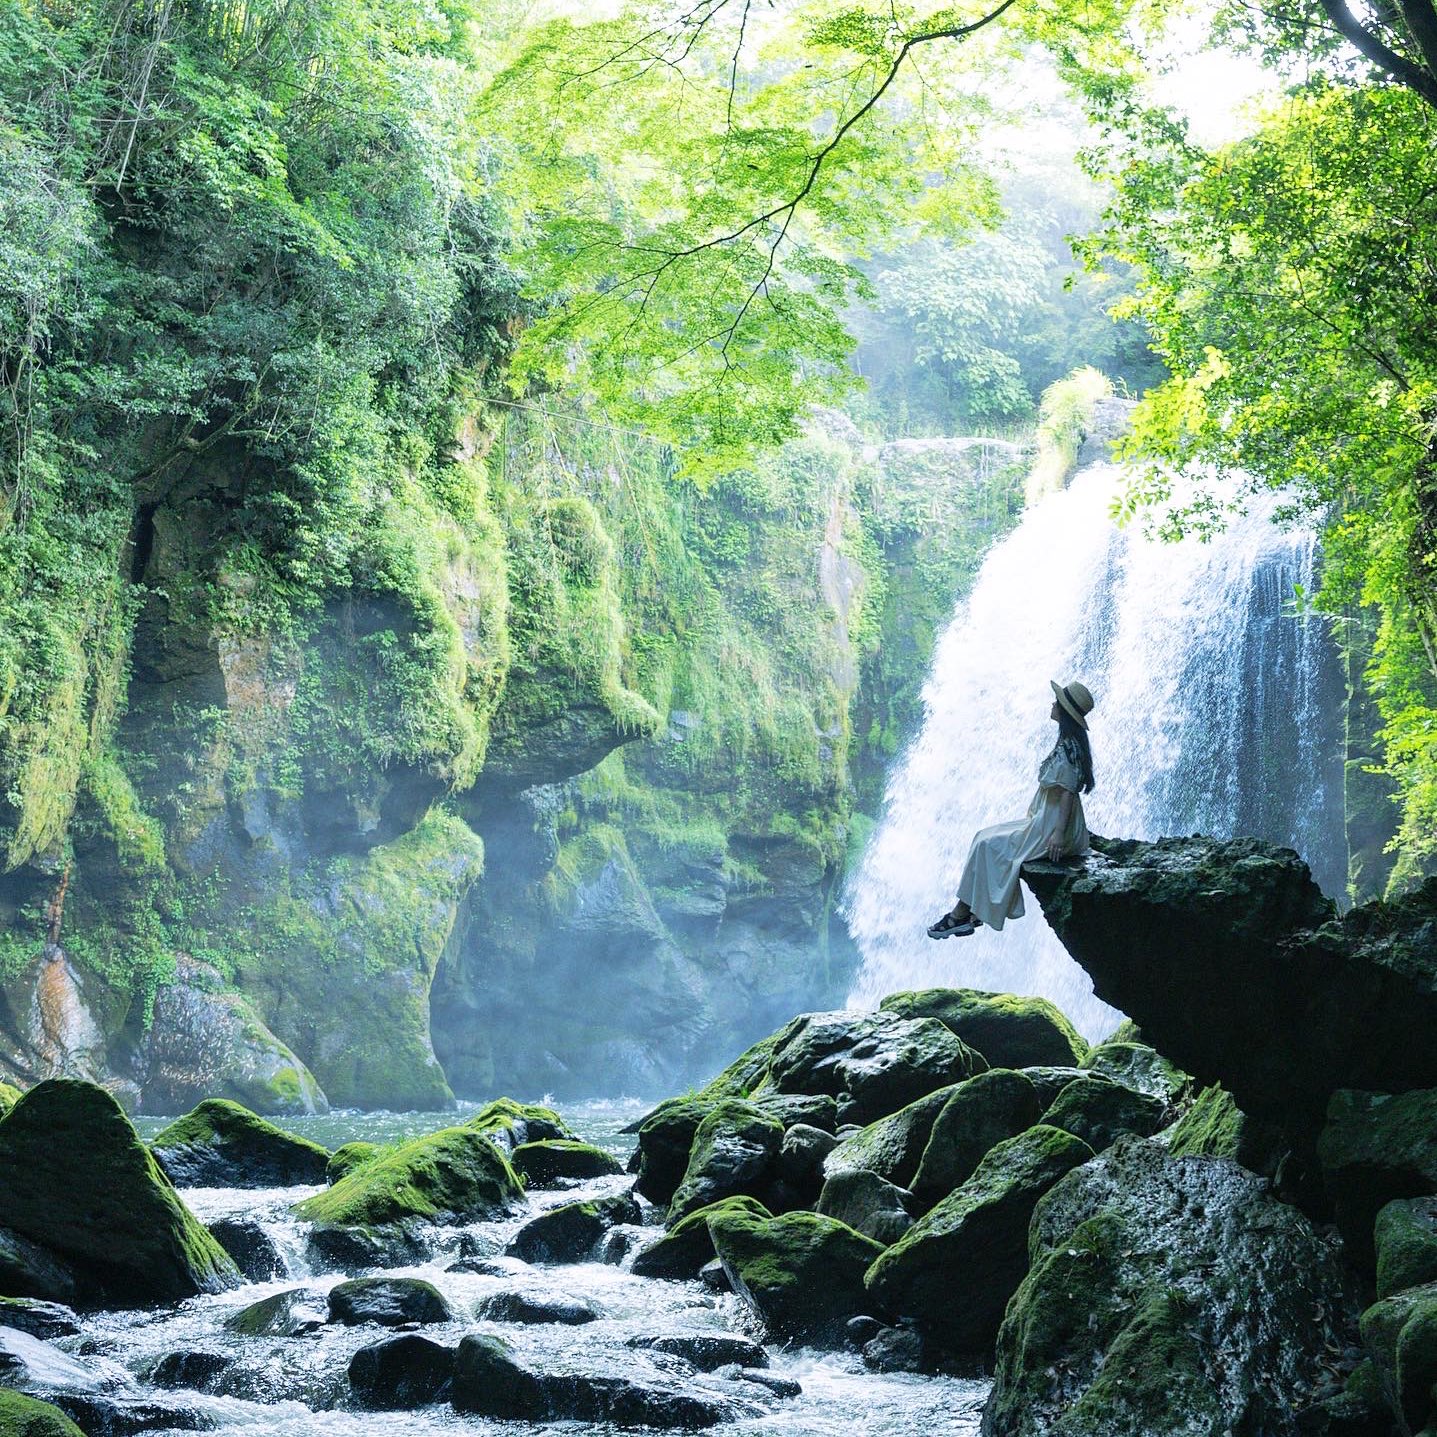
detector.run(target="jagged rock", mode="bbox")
[1376,1198,1437,1299]
[0,1231,80,1305]
[879,989,1087,1068]
[148,1350,234,1391]
[348,1334,455,1409]
[816,1170,914,1245]
[1080,1039,1188,1101]
[0,1079,237,1307]
[1023,838,1437,1138]
[909,1070,1043,1206]
[297,1126,523,1268]
[451,1333,731,1426]
[823,1085,961,1191]
[708,1208,884,1345]
[983,1139,1351,1437]
[631,1097,713,1206]
[469,1099,575,1155]
[1319,1088,1437,1261]
[0,1299,79,1341]
[699,1258,728,1291]
[206,1218,285,1283]
[135,957,328,1116]
[771,1124,837,1208]
[224,1288,326,1336]
[1038,1074,1167,1154]
[766,1010,985,1126]
[327,1277,452,1326]
[326,1142,383,1184]
[630,1197,770,1280]
[475,1290,598,1325]
[1359,1282,1437,1434]
[626,1333,768,1370]
[510,1140,622,1187]
[1165,1084,1284,1175]
[506,1193,641,1264]
[667,1101,784,1225]
[865,1125,1093,1353]
[0,1390,84,1437]
[150,1099,330,1188]
[753,1093,839,1132]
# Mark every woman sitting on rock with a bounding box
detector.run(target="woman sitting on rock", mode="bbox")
[927,680,1095,939]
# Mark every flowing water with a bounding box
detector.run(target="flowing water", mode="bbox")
[24,1105,987,1436]
[845,463,1345,1038]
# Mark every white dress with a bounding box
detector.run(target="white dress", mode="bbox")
[954,736,1091,931]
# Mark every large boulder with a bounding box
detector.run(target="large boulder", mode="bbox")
[0,1229,80,1306]
[630,1196,770,1280]
[296,1126,523,1267]
[983,1139,1351,1437]
[468,1098,575,1155]
[150,1099,330,1187]
[822,1084,962,1191]
[0,1389,85,1437]
[510,1140,622,1187]
[327,1276,452,1326]
[1038,1075,1166,1155]
[1359,1282,1437,1434]
[225,1287,326,1336]
[1164,1084,1283,1175]
[630,1097,713,1206]
[1022,838,1437,1138]
[766,1011,985,1126]
[207,1217,286,1282]
[864,1125,1093,1352]
[909,1069,1043,1206]
[708,1208,884,1345]
[879,989,1086,1068]
[0,1079,237,1306]
[815,1170,915,1245]
[348,1333,455,1409]
[474,1290,599,1325]
[1080,1040,1188,1102]
[506,1193,641,1264]
[1376,1197,1437,1300]
[666,1100,784,1225]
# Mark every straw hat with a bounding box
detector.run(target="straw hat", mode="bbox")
[1051,680,1095,730]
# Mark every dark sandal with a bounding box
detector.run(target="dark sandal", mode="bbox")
[927,911,976,939]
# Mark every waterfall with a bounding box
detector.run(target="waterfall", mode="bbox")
[844,462,1345,1039]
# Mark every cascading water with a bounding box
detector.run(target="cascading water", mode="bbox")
[845,462,1345,1038]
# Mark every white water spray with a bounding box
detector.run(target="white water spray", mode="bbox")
[844,463,1343,1038]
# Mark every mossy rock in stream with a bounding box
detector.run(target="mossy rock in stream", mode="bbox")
[880,989,1087,1069]
[631,1197,771,1280]
[909,1069,1043,1206]
[1360,1281,1437,1434]
[1079,1040,1189,1102]
[823,1083,964,1192]
[0,1079,238,1307]
[469,1099,574,1154]
[1038,1075,1166,1156]
[150,1098,330,1187]
[630,1097,716,1207]
[327,1142,387,1184]
[0,1389,86,1437]
[511,1140,622,1187]
[667,1100,784,1225]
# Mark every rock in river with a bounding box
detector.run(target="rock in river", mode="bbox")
[667,1100,784,1225]
[349,1333,455,1410]
[510,1140,622,1187]
[475,1290,598,1325]
[908,1069,1043,1206]
[506,1193,641,1264]
[327,1277,452,1326]
[630,1197,770,1281]
[879,989,1087,1069]
[150,1098,330,1188]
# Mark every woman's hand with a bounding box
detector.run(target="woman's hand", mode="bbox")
[1044,836,1064,862]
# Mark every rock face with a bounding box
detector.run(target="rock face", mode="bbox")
[879,989,1087,1069]
[0,1079,238,1306]
[1023,838,1437,1133]
[983,1139,1351,1437]
[150,1098,330,1187]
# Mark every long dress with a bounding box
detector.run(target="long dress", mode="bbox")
[953,735,1090,931]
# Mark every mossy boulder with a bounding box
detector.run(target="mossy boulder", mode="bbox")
[708,1208,884,1345]
[0,1390,86,1437]
[1080,1040,1188,1102]
[630,1096,714,1206]
[225,1287,327,1336]
[1360,1282,1437,1433]
[667,1100,784,1225]
[880,989,1087,1068]
[328,1276,452,1326]
[327,1142,385,1184]
[1038,1075,1166,1155]
[469,1098,574,1154]
[150,1098,330,1187]
[822,1084,962,1192]
[766,1010,985,1126]
[296,1126,523,1267]
[630,1196,770,1280]
[0,1079,238,1307]
[511,1140,622,1187]
[909,1069,1043,1206]
[506,1193,641,1264]
[1377,1198,1437,1300]
[1164,1083,1283,1175]
[753,1092,839,1133]
[865,1125,1093,1352]
[1319,1088,1437,1262]
[0,1083,23,1114]
[984,1139,1351,1437]
[815,1170,915,1246]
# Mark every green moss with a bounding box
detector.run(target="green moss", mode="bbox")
[510,1140,622,1186]
[1377,1198,1437,1300]
[327,1141,387,1184]
[1166,1085,1247,1160]
[469,1098,574,1143]
[1025,367,1114,506]
[0,1082,22,1113]
[150,1098,330,1178]
[0,1388,87,1437]
[631,1196,771,1279]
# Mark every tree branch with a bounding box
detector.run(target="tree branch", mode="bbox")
[1315,0,1437,106]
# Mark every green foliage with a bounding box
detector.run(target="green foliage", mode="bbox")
[1026,367,1114,504]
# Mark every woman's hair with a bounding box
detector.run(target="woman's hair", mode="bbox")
[1056,706,1096,793]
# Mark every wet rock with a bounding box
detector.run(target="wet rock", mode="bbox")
[469,1098,575,1155]
[506,1193,641,1264]
[0,1226,81,1305]
[1080,1040,1188,1102]
[984,1138,1351,1437]
[1016,1067,1090,1109]
[148,1350,234,1391]
[451,1333,730,1427]
[709,1208,883,1345]
[475,1290,598,1325]
[823,1085,961,1191]
[862,1326,927,1373]
[766,1010,986,1127]
[598,1228,634,1264]
[0,1326,106,1393]
[328,1277,452,1327]
[699,1259,729,1292]
[0,953,109,1093]
[444,1256,510,1277]
[733,1369,801,1397]
[326,1142,383,1184]
[297,1126,523,1269]
[909,1070,1043,1206]
[816,1170,915,1246]
[0,1080,237,1307]
[206,1218,285,1283]
[865,1125,1093,1352]
[510,1140,623,1187]
[1038,1074,1167,1155]
[1376,1197,1437,1299]
[1319,1088,1437,1261]
[880,989,1086,1068]
[348,1333,455,1409]
[1165,1083,1284,1175]
[846,1315,884,1347]
[631,1197,770,1280]
[770,1124,836,1208]
[0,1390,84,1437]
[51,1395,214,1436]
[0,1299,79,1340]
[753,1093,839,1133]
[630,1097,713,1206]
[1360,1282,1437,1434]
[151,1099,330,1188]
[627,1332,768,1370]
[224,1288,326,1337]
[667,1101,784,1225]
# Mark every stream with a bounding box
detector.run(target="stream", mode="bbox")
[47,1103,989,1435]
